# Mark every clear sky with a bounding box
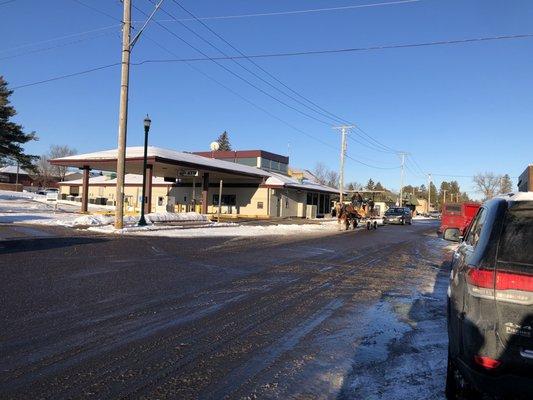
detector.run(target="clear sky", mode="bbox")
[2,0,533,197]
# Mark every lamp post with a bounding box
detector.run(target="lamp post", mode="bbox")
[138,115,151,226]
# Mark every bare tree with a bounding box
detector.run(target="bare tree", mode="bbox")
[32,154,55,187]
[313,162,339,188]
[473,172,501,201]
[499,174,513,194]
[49,144,77,181]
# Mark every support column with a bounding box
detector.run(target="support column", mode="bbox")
[145,164,153,214]
[202,172,209,214]
[81,166,90,213]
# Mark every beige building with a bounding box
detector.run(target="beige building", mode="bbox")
[54,147,337,218]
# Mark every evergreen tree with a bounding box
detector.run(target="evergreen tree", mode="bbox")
[216,131,232,151]
[375,181,385,191]
[499,174,513,193]
[366,178,375,190]
[0,77,37,170]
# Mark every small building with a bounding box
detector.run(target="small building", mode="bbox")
[0,165,34,187]
[518,165,533,192]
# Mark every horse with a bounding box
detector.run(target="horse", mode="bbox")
[336,202,363,230]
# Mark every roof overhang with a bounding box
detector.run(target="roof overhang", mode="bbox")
[50,147,270,182]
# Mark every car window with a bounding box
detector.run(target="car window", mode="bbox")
[497,206,533,266]
[465,208,486,247]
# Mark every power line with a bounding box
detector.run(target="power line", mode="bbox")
[144,0,420,22]
[139,1,339,128]
[70,0,122,23]
[135,7,394,171]
[13,31,533,90]
[126,32,533,63]
[0,31,116,61]
[168,0,350,127]
[12,63,120,89]
[160,0,400,156]
[0,24,120,54]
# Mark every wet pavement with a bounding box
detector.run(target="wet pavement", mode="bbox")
[0,220,451,399]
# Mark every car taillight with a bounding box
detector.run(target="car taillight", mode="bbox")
[474,355,501,370]
[495,270,533,292]
[466,266,533,305]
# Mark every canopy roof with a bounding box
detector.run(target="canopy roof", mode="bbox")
[264,172,339,194]
[50,146,271,180]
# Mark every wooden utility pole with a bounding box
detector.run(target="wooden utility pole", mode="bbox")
[427,173,431,213]
[333,125,353,204]
[115,0,132,229]
[399,152,406,206]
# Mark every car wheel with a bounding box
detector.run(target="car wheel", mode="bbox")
[401,218,405,225]
[445,352,482,400]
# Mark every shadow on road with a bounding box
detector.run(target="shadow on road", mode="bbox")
[0,236,108,255]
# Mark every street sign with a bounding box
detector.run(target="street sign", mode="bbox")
[177,170,199,177]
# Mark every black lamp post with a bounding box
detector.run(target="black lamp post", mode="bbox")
[138,114,151,226]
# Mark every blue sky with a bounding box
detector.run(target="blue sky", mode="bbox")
[2,0,533,197]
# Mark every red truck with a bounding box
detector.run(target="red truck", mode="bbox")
[438,202,480,236]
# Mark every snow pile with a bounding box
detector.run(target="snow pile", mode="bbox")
[89,220,341,238]
[145,212,208,223]
[57,214,114,227]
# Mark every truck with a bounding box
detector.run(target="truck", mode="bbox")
[438,202,480,236]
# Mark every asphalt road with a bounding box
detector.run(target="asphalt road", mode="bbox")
[0,220,450,399]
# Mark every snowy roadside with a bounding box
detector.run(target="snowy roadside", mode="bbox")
[0,189,345,238]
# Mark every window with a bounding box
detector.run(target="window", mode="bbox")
[158,196,164,206]
[213,194,236,206]
[257,201,264,209]
[497,207,533,265]
[445,204,462,215]
[465,208,486,247]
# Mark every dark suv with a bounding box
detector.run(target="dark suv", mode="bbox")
[443,193,533,399]
[383,207,412,225]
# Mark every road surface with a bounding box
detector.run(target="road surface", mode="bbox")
[0,220,450,399]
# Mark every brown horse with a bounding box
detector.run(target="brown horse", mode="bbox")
[336,203,363,230]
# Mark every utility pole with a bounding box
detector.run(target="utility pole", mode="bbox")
[333,125,353,204]
[399,152,406,207]
[443,189,447,205]
[114,0,132,229]
[427,173,431,213]
[15,160,19,186]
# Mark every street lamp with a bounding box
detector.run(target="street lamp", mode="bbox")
[138,114,151,226]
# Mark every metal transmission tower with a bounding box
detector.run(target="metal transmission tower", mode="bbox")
[333,125,354,204]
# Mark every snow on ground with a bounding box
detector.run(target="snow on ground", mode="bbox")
[88,219,341,237]
[1,190,341,237]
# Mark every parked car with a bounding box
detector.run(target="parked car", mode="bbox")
[383,207,412,225]
[439,202,480,236]
[429,210,441,219]
[443,193,533,399]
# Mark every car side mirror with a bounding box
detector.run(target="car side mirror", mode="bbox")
[443,228,462,242]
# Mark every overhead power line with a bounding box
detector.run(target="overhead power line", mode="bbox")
[13,32,533,89]
[144,0,420,22]
[0,24,120,54]
[128,33,533,63]
[135,3,395,171]
[167,0,399,156]
[70,0,122,22]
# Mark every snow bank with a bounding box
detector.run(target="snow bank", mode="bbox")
[145,212,208,223]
